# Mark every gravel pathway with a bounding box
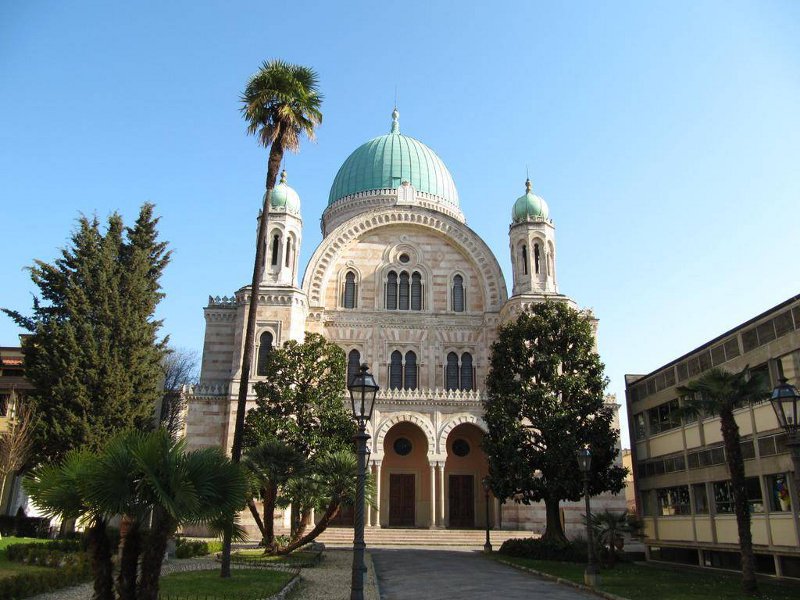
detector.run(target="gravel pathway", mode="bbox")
[27,551,377,600]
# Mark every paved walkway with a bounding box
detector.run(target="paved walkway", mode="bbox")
[371,548,596,600]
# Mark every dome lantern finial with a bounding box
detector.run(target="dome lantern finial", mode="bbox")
[525,177,532,193]
[280,169,287,184]
[391,107,400,134]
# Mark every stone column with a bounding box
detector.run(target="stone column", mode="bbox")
[437,462,446,527]
[366,462,374,527]
[374,460,382,528]
[429,461,437,528]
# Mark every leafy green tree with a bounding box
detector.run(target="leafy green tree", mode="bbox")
[483,301,626,543]
[3,205,170,463]
[222,57,323,576]
[677,366,768,595]
[243,332,355,550]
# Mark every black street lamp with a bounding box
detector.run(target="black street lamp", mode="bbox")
[482,476,492,552]
[348,363,379,600]
[770,378,800,512]
[576,447,600,587]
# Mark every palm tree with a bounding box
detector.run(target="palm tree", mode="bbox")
[25,450,115,600]
[223,59,322,574]
[277,449,375,555]
[242,438,306,552]
[586,510,643,567]
[677,366,768,595]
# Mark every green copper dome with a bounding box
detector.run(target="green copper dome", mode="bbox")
[327,109,459,207]
[512,178,550,222]
[270,170,301,215]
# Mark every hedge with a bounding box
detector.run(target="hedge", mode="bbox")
[175,538,223,559]
[5,539,84,564]
[498,537,589,562]
[0,554,91,600]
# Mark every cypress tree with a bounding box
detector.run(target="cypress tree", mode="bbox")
[4,204,171,463]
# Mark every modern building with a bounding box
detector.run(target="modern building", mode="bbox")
[0,343,33,515]
[625,294,800,579]
[185,109,624,535]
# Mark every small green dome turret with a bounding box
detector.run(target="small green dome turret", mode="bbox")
[270,170,301,215]
[512,178,550,222]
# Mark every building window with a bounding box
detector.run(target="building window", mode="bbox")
[647,399,681,434]
[271,234,280,266]
[445,352,475,391]
[446,352,459,391]
[394,437,412,456]
[343,271,357,309]
[385,270,423,311]
[534,243,540,274]
[713,478,764,514]
[633,413,647,441]
[692,483,709,514]
[285,237,292,268]
[404,351,418,390]
[521,245,528,275]
[389,350,417,390]
[767,473,792,512]
[386,272,398,310]
[452,439,470,457]
[452,274,465,312]
[460,353,474,391]
[256,331,273,376]
[657,485,690,515]
[347,349,361,386]
[411,272,422,311]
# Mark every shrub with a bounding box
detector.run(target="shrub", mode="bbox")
[174,537,223,559]
[5,539,84,563]
[0,554,91,600]
[498,537,588,562]
[0,515,51,538]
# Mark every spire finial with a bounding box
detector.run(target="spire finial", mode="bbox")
[525,176,532,194]
[280,169,287,184]
[391,107,400,134]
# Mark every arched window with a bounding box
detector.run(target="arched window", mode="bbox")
[386,271,398,310]
[446,352,459,391]
[347,349,361,386]
[256,331,273,376]
[460,353,474,391]
[271,234,280,266]
[404,351,417,390]
[390,351,403,390]
[534,243,541,275]
[343,271,357,309]
[521,245,528,275]
[411,272,422,311]
[285,237,292,268]
[399,272,410,310]
[452,275,465,312]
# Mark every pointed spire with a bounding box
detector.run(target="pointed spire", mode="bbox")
[280,169,287,184]
[391,107,400,134]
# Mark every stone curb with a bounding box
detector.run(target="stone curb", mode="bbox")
[492,557,629,600]
[365,552,381,600]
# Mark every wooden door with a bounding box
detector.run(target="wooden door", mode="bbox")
[328,504,354,527]
[389,474,415,526]
[448,474,475,528]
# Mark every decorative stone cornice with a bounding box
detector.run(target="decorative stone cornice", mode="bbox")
[235,286,308,308]
[187,382,229,398]
[303,207,508,310]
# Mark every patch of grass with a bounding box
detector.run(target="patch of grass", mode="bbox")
[0,537,49,552]
[491,556,800,600]
[158,569,293,599]
[231,549,318,566]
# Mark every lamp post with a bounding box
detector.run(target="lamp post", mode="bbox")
[576,447,600,587]
[481,476,492,552]
[770,378,800,509]
[348,363,379,600]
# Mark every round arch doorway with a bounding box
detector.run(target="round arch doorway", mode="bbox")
[444,422,492,529]
[381,421,430,527]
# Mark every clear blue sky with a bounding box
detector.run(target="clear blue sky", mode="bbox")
[2,1,799,447]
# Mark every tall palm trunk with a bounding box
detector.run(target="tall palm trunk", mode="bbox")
[262,483,278,552]
[116,518,141,600]
[220,141,284,576]
[542,496,568,543]
[246,497,266,541]
[720,407,757,595]
[86,517,114,600]
[137,507,176,600]
[277,499,340,555]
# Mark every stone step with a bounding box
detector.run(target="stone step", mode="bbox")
[315,527,533,547]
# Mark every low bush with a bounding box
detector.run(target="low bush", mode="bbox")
[0,515,51,538]
[5,539,84,564]
[174,537,222,559]
[0,554,91,600]
[498,537,588,562]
